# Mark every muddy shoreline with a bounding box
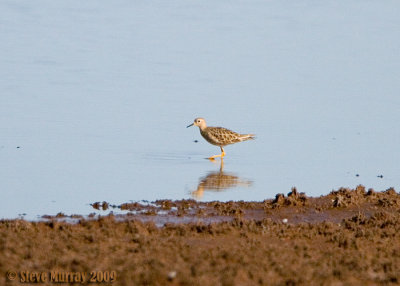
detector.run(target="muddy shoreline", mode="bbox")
[2,186,400,285]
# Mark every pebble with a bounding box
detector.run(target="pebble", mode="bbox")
[167,271,177,281]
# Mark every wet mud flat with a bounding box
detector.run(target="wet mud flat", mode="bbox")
[2,186,400,285]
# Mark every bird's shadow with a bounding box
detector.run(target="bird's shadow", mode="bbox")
[191,159,253,199]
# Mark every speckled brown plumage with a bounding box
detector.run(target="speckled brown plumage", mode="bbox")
[200,127,251,146]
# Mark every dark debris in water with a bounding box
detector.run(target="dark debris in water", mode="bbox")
[91,201,114,211]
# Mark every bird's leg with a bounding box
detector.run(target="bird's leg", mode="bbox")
[208,147,226,160]
[220,147,225,158]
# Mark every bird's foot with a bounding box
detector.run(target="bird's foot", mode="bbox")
[207,155,220,160]
[207,153,225,160]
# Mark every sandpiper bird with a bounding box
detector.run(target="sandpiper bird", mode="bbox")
[187,117,255,159]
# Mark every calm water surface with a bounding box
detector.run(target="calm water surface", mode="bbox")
[1,0,399,219]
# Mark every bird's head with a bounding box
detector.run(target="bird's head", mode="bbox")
[187,117,207,129]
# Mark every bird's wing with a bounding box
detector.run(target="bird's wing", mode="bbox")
[208,127,242,145]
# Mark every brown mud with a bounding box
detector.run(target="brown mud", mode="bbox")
[2,185,400,285]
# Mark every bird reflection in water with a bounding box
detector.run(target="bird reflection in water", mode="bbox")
[191,159,253,199]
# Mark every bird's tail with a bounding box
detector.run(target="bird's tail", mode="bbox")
[239,133,255,141]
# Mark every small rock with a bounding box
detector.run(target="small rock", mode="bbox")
[102,202,109,210]
[377,175,383,178]
[333,195,346,207]
[91,202,100,210]
[167,271,177,281]
[282,218,288,224]
[273,193,285,205]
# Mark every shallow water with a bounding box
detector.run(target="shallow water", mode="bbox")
[1,0,400,219]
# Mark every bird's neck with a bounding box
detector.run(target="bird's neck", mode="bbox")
[198,125,207,131]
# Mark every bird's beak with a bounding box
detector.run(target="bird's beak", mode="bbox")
[186,123,194,128]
